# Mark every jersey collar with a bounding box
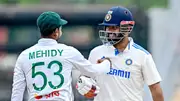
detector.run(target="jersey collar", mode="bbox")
[109,37,134,56]
[124,37,134,51]
[37,38,58,45]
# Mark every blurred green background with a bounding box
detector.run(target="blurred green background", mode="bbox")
[0,0,168,8]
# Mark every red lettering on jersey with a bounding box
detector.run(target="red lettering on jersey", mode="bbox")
[34,95,43,99]
[53,90,60,96]
[45,90,60,99]
[35,90,60,99]
[45,93,51,99]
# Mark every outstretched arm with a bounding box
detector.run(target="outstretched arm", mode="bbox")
[68,47,111,77]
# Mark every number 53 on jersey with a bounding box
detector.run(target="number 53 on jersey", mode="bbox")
[32,60,64,91]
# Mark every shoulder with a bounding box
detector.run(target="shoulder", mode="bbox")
[57,43,78,51]
[16,45,37,63]
[61,44,80,53]
[131,43,154,66]
[58,44,82,58]
[19,45,37,57]
[132,43,150,55]
[90,45,105,54]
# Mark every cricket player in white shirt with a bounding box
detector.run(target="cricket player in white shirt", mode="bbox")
[87,6,164,101]
[11,11,112,101]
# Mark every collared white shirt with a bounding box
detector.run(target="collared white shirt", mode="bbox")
[88,38,162,101]
[11,38,110,101]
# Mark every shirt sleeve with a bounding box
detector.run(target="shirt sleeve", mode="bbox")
[11,53,26,101]
[87,49,102,79]
[142,54,162,85]
[88,49,98,64]
[68,47,110,76]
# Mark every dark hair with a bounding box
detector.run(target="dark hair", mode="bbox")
[40,26,59,37]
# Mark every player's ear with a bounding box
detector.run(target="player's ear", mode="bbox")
[52,28,59,40]
[54,27,62,39]
[54,28,59,35]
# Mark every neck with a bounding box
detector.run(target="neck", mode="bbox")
[113,37,129,51]
[41,35,56,40]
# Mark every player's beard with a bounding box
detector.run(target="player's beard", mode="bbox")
[106,32,125,45]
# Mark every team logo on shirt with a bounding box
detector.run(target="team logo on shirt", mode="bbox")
[125,59,133,65]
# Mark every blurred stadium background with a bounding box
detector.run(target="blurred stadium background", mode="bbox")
[0,0,180,101]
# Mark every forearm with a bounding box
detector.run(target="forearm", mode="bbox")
[11,88,25,101]
[79,60,110,77]
[11,66,26,101]
[152,89,164,101]
[11,78,26,101]
[150,83,164,101]
[90,60,110,73]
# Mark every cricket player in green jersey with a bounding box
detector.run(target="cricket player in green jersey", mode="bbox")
[11,11,111,101]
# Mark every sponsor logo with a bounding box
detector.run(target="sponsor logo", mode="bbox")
[34,90,60,100]
[107,68,131,79]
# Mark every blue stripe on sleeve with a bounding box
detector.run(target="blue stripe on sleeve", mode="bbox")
[132,43,150,55]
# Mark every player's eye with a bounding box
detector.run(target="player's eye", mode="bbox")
[106,26,117,31]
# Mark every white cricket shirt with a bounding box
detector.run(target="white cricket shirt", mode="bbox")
[88,38,162,101]
[11,38,110,101]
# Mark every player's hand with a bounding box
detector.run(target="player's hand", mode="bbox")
[97,57,112,67]
[76,75,100,99]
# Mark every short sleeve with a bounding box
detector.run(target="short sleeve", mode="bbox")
[88,49,98,64]
[142,54,162,85]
